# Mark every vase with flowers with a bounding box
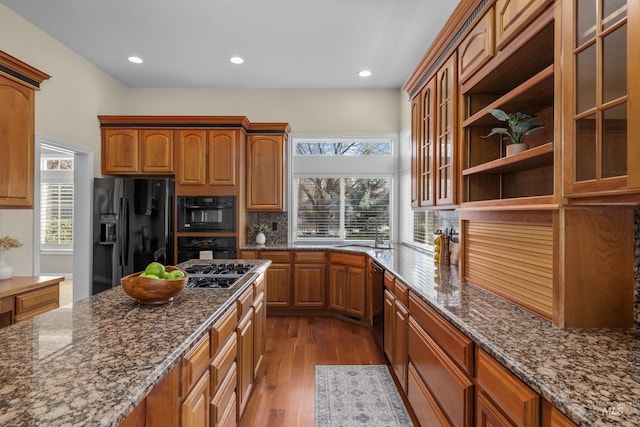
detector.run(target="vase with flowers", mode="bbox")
[251,224,271,246]
[0,236,22,280]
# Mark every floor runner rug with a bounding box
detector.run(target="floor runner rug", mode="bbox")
[315,365,413,427]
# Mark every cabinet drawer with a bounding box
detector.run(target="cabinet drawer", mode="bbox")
[211,336,237,393]
[211,305,238,356]
[294,251,326,263]
[394,279,409,307]
[409,293,474,376]
[253,275,265,299]
[237,286,254,319]
[182,334,211,394]
[384,271,395,291]
[408,318,473,427]
[259,251,291,263]
[239,250,257,259]
[211,363,237,426]
[476,348,540,427]
[330,252,365,267]
[14,284,59,322]
[407,362,452,427]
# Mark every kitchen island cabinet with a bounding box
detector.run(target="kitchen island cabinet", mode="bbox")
[0,260,270,427]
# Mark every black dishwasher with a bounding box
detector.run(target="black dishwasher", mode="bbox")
[370,260,385,352]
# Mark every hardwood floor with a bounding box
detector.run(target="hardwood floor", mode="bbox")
[238,315,388,427]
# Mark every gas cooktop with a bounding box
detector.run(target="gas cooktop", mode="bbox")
[184,262,257,289]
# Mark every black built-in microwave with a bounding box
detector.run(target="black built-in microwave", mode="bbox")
[178,196,236,232]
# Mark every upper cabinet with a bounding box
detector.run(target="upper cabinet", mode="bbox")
[0,51,50,208]
[562,0,638,203]
[495,0,554,49]
[176,128,242,192]
[102,128,174,175]
[246,124,290,211]
[411,55,458,209]
[460,4,555,208]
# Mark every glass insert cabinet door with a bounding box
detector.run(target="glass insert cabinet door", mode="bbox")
[562,0,634,196]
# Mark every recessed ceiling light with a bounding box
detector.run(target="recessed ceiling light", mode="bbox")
[359,70,372,77]
[128,56,143,64]
[230,56,244,64]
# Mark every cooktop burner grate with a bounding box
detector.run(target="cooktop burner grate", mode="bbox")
[184,262,258,289]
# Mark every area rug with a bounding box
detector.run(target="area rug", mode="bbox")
[315,365,413,427]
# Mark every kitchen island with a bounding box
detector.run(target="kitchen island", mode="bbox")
[0,260,270,427]
[242,243,640,426]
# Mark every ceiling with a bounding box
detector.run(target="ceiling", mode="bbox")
[1,0,458,89]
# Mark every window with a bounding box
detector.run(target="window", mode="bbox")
[291,135,395,244]
[296,177,391,241]
[40,155,74,251]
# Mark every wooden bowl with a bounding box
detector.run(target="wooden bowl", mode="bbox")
[121,266,189,305]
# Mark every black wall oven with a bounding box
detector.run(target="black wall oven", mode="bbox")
[177,236,237,263]
[178,196,236,232]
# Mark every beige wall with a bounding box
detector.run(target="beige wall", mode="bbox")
[0,4,406,276]
[125,88,401,134]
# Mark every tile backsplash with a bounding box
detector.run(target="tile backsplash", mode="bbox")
[247,212,288,246]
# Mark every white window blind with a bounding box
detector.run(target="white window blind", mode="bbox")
[40,183,74,245]
[40,154,74,251]
[399,170,436,250]
[296,177,391,241]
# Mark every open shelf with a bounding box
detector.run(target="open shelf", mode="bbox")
[462,66,554,127]
[463,142,553,176]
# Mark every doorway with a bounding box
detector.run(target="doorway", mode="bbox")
[35,135,93,303]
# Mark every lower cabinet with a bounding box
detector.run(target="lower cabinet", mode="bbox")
[181,371,210,427]
[258,251,292,307]
[476,348,540,427]
[293,251,326,307]
[118,274,267,427]
[383,271,409,392]
[328,252,366,318]
[236,306,254,419]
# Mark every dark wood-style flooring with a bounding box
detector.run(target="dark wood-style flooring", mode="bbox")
[238,315,391,427]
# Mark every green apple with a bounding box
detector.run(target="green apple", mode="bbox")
[139,272,160,279]
[144,262,166,278]
[166,269,185,279]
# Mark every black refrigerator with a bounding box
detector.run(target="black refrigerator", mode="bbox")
[92,178,174,295]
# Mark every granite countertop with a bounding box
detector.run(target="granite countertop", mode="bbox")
[0,260,270,427]
[242,243,640,426]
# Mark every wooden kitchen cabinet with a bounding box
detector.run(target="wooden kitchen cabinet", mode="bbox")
[236,307,254,419]
[383,272,409,392]
[460,5,555,207]
[458,6,494,84]
[102,128,173,175]
[0,51,49,208]
[258,251,292,307]
[181,370,210,427]
[412,77,437,208]
[328,252,366,319]
[252,276,266,375]
[495,0,553,50]
[13,283,60,323]
[176,129,207,185]
[410,52,458,209]
[561,0,638,202]
[246,128,289,211]
[476,348,540,427]
[293,251,326,307]
[176,129,240,190]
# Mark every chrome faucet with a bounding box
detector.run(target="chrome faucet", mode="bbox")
[366,217,388,249]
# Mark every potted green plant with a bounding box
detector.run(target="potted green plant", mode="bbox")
[251,224,271,246]
[482,109,544,156]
